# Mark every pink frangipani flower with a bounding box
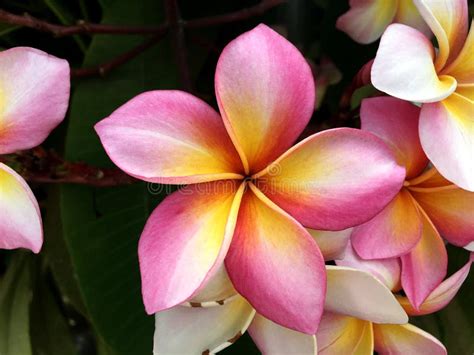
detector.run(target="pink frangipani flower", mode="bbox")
[95,24,405,333]
[372,0,474,191]
[337,0,431,44]
[0,47,70,253]
[352,96,474,309]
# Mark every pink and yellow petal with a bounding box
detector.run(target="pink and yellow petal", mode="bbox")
[397,254,473,316]
[139,181,245,314]
[308,228,352,261]
[373,323,446,355]
[352,189,423,259]
[394,0,432,38]
[225,183,326,334]
[414,0,468,70]
[360,97,427,178]
[325,266,408,324]
[317,313,374,355]
[443,22,474,84]
[410,184,474,247]
[0,47,70,154]
[153,296,255,354]
[337,241,402,292]
[256,128,405,230]
[372,24,457,103]
[249,314,317,355]
[215,24,315,173]
[0,163,42,253]
[95,91,244,185]
[419,93,474,191]
[401,208,448,309]
[336,0,397,44]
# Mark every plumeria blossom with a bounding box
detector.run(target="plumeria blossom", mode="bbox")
[328,241,474,354]
[0,47,70,253]
[95,24,405,333]
[336,0,431,44]
[153,264,408,354]
[351,96,474,309]
[372,0,474,191]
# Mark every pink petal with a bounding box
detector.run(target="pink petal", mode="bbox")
[95,91,244,184]
[397,254,473,316]
[325,266,408,324]
[419,93,474,191]
[139,181,245,314]
[351,189,423,259]
[372,24,457,103]
[154,296,255,354]
[255,128,405,230]
[249,314,317,355]
[225,183,326,334]
[337,240,402,292]
[414,0,468,70]
[410,184,474,247]
[336,0,397,44]
[0,47,70,154]
[215,24,315,173]
[317,313,374,354]
[401,209,448,309]
[308,228,352,261]
[0,163,42,253]
[374,323,446,355]
[360,97,428,178]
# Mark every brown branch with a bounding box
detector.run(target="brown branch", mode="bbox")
[3,148,137,187]
[71,31,167,78]
[165,0,192,91]
[185,0,286,28]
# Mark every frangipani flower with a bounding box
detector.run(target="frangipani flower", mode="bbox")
[0,47,70,253]
[372,0,474,191]
[337,0,431,44]
[153,265,408,354]
[351,96,474,309]
[95,24,405,333]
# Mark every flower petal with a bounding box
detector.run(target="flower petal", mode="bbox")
[317,313,373,355]
[410,185,474,247]
[337,240,402,292]
[414,0,468,70]
[256,128,405,230]
[373,323,446,355]
[372,24,457,103]
[443,22,474,84]
[397,254,473,316]
[225,183,326,334]
[394,0,432,38]
[360,97,427,178]
[248,314,317,355]
[325,266,408,324]
[308,228,352,261]
[182,265,237,308]
[0,163,42,253]
[0,47,70,154]
[400,208,448,309]
[336,0,397,44]
[95,91,244,184]
[153,296,255,354]
[351,189,423,259]
[419,93,474,191]
[139,181,245,314]
[215,24,315,173]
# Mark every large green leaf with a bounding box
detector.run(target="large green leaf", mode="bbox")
[56,1,177,354]
[0,252,32,355]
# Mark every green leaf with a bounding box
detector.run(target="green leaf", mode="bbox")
[350,84,378,110]
[0,252,33,355]
[57,1,178,354]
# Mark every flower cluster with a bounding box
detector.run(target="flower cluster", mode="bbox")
[93,0,473,351]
